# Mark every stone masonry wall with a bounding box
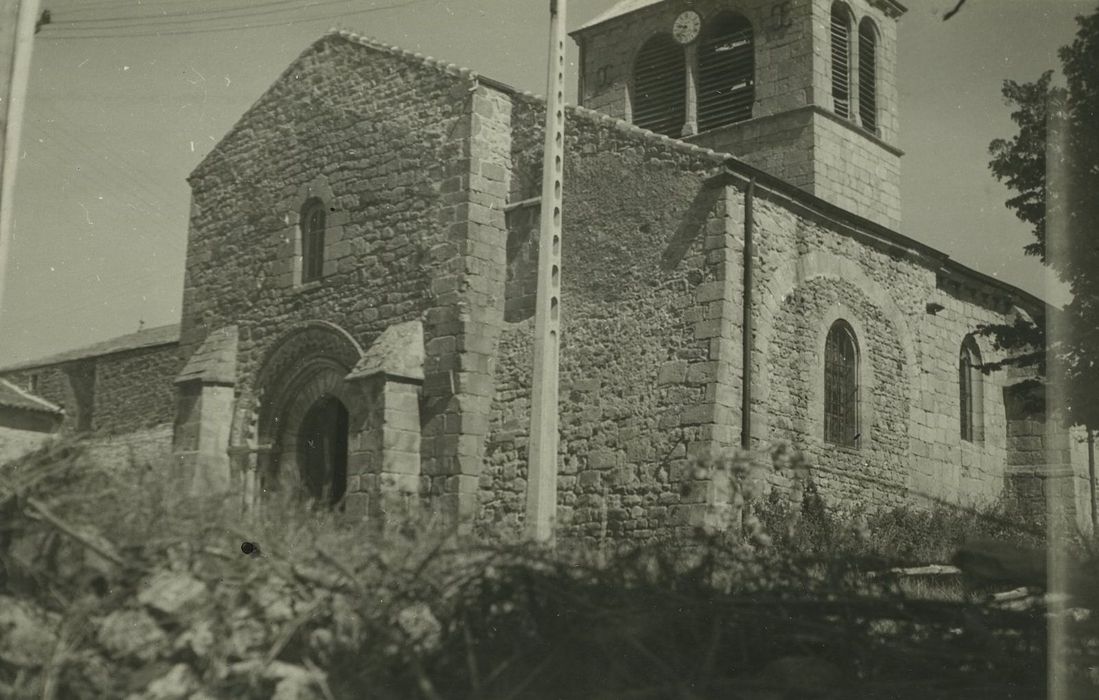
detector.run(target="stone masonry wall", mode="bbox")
[576,0,903,228]
[1,343,180,437]
[481,98,738,544]
[182,33,510,525]
[748,185,1034,511]
[91,345,182,435]
[809,110,902,229]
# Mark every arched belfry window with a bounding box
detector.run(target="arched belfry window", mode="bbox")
[858,18,879,133]
[698,12,754,132]
[632,34,686,137]
[301,198,326,283]
[959,337,984,442]
[824,320,859,446]
[830,3,853,120]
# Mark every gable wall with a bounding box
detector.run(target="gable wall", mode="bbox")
[182,36,475,422]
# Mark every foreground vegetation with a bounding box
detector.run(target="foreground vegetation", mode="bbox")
[0,440,1096,699]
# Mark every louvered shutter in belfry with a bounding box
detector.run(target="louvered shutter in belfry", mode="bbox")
[831,8,851,119]
[698,13,754,132]
[633,34,686,137]
[858,21,878,132]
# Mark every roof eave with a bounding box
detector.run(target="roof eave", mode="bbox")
[719,158,1048,313]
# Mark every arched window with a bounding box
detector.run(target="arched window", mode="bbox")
[698,12,754,132]
[824,320,859,446]
[858,18,879,133]
[959,337,984,442]
[301,198,326,283]
[830,3,853,120]
[632,34,686,137]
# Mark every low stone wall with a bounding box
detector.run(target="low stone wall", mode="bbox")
[80,425,174,471]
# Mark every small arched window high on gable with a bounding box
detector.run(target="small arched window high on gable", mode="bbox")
[824,319,859,447]
[301,198,326,283]
[858,18,879,133]
[697,12,754,132]
[830,3,853,120]
[959,337,985,442]
[632,33,686,137]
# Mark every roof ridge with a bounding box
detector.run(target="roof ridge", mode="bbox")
[503,88,728,164]
[328,28,480,81]
[0,323,181,373]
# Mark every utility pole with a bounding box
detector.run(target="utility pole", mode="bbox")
[525,0,567,543]
[0,0,44,318]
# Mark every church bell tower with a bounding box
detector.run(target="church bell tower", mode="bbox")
[571,0,906,229]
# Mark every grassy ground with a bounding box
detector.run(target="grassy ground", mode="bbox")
[0,439,1096,699]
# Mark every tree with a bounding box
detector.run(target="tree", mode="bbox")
[982,5,1099,434]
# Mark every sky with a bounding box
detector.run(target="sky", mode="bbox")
[0,0,1092,365]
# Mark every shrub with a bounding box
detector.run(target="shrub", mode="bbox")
[0,439,1096,699]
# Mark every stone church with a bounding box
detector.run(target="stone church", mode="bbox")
[3,0,1094,537]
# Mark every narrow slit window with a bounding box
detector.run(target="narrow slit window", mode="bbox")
[301,198,326,283]
[632,34,686,137]
[824,320,859,446]
[698,12,755,132]
[831,3,852,120]
[858,18,878,133]
[959,337,984,442]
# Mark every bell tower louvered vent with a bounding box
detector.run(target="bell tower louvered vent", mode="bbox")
[858,19,878,133]
[831,4,852,119]
[697,12,754,132]
[571,0,906,230]
[632,34,686,137]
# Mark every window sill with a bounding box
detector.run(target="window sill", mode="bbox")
[825,442,864,454]
[290,280,325,294]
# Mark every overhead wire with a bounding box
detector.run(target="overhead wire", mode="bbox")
[30,101,185,210]
[21,116,175,218]
[38,0,434,40]
[13,0,444,327]
[52,0,362,26]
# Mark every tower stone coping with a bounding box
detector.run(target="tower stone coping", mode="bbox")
[346,320,425,383]
[175,325,239,386]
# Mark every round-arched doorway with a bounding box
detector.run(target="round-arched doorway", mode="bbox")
[233,321,366,512]
[296,395,349,507]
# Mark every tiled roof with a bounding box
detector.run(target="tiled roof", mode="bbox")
[0,378,63,415]
[574,0,664,33]
[0,323,180,372]
[175,325,238,385]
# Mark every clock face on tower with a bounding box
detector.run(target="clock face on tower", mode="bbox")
[672,10,702,44]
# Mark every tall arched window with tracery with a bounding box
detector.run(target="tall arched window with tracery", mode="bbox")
[697,11,754,132]
[632,33,686,137]
[858,17,879,133]
[830,3,853,119]
[824,319,859,446]
[301,198,326,283]
[959,337,984,442]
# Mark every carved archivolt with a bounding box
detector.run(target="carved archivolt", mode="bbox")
[231,320,364,451]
